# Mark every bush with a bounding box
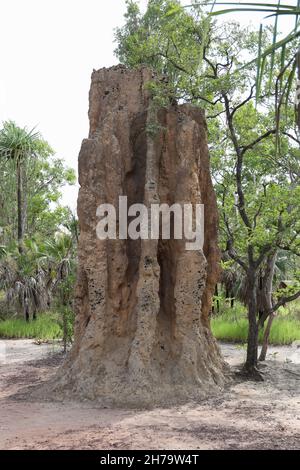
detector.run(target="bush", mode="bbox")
[57,307,75,352]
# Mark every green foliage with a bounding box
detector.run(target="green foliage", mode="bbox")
[0,121,77,320]
[115,0,207,78]
[212,301,300,345]
[207,1,300,134]
[116,0,300,274]
[0,313,62,340]
[0,121,43,161]
[115,0,299,366]
[115,0,257,107]
[0,121,76,243]
[57,307,75,352]
[212,316,300,345]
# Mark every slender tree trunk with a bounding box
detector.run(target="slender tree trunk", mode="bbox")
[244,269,260,375]
[24,295,29,322]
[259,313,275,361]
[258,251,277,361]
[22,163,27,239]
[297,46,300,132]
[225,287,229,301]
[16,159,24,252]
[213,284,220,314]
[32,289,38,321]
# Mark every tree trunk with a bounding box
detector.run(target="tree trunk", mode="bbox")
[24,296,29,322]
[212,284,220,314]
[259,312,275,361]
[225,287,229,301]
[243,269,260,376]
[16,159,24,251]
[296,46,300,132]
[22,162,27,239]
[41,66,226,406]
[258,252,277,361]
[32,288,39,321]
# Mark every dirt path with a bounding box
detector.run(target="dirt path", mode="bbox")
[0,340,299,450]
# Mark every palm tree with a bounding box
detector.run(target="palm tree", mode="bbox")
[0,121,41,251]
[0,231,76,322]
[0,240,48,321]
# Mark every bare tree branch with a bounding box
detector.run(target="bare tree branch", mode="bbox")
[241,129,276,155]
[231,85,255,119]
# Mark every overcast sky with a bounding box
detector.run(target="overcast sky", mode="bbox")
[0,0,294,211]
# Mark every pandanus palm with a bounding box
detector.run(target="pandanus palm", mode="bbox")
[41,231,76,304]
[0,240,48,321]
[0,121,41,250]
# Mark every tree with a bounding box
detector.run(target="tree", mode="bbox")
[207,1,300,130]
[0,121,77,320]
[115,0,300,377]
[0,122,49,251]
[217,100,300,375]
[0,214,78,321]
[44,231,77,351]
[0,123,76,245]
[0,239,48,321]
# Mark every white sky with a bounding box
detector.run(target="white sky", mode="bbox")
[0,0,295,211]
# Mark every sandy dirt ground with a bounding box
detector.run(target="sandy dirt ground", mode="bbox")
[0,339,299,450]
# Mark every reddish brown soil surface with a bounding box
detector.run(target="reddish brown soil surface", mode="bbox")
[0,340,299,450]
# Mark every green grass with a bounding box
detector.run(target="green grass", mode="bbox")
[1,302,299,345]
[0,313,62,340]
[211,303,300,345]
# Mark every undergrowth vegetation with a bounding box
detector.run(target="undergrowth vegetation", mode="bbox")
[0,311,72,342]
[211,301,300,345]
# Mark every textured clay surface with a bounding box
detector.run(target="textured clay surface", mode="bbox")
[45,65,226,405]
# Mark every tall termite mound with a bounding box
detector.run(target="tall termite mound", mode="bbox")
[50,65,226,405]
